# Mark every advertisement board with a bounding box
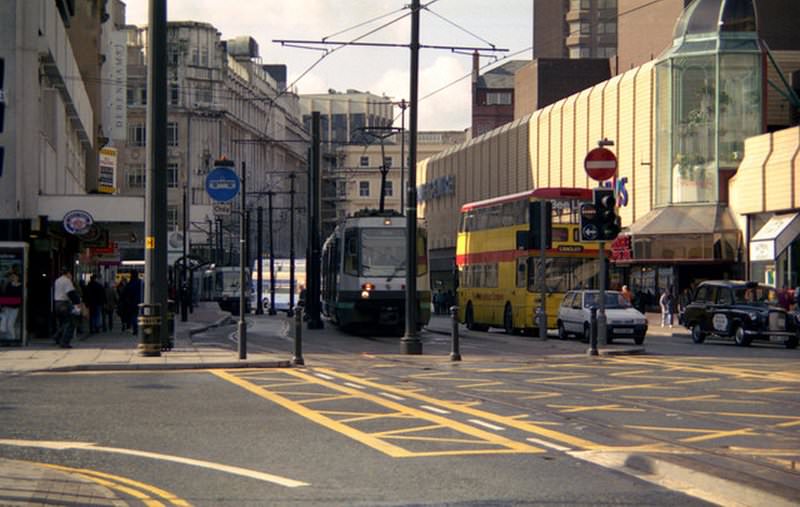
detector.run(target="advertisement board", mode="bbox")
[0,242,27,346]
[98,147,117,194]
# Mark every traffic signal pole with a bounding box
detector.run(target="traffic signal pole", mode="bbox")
[598,240,607,346]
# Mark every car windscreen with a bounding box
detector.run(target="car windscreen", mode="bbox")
[733,286,777,305]
[583,292,630,309]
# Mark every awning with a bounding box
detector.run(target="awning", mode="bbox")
[628,205,738,236]
[749,213,800,262]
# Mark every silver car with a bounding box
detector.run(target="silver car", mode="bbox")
[557,290,648,344]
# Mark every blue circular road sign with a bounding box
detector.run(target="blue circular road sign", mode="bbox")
[205,166,240,202]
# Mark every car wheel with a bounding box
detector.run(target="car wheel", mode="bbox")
[557,321,568,340]
[634,335,645,345]
[734,326,751,347]
[582,323,591,343]
[691,324,705,344]
[785,335,799,349]
[503,304,513,335]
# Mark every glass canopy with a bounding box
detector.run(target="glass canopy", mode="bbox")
[654,0,763,206]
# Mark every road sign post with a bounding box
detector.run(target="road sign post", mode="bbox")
[205,160,240,203]
[583,139,617,350]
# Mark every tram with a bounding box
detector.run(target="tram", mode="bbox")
[321,210,431,334]
[200,265,251,314]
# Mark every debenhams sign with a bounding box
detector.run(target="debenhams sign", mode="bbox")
[417,175,455,203]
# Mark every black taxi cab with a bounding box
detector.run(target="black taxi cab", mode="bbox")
[682,280,798,348]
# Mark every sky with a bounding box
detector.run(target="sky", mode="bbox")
[122,0,534,131]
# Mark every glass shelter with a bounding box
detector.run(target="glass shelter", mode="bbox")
[654,0,763,206]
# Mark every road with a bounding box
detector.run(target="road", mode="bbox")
[1,314,798,506]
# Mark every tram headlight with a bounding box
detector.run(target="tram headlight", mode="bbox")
[361,283,374,299]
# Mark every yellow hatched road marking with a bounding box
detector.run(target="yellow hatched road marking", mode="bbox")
[694,410,799,421]
[458,381,505,388]
[776,420,800,428]
[520,392,562,400]
[593,383,673,392]
[372,424,444,437]
[548,403,645,413]
[610,357,800,383]
[213,369,541,458]
[681,428,757,443]
[723,386,793,394]
[41,463,190,506]
[526,374,593,383]
[624,424,759,442]
[316,368,600,450]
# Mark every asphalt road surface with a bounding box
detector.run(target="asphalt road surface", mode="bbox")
[2,315,798,506]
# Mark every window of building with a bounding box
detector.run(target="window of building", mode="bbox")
[128,124,146,146]
[384,180,393,197]
[570,0,590,10]
[195,83,212,104]
[167,122,178,147]
[336,180,347,198]
[167,163,178,188]
[581,23,590,34]
[359,156,369,167]
[127,88,135,105]
[383,156,392,168]
[486,92,512,105]
[127,164,145,188]
[140,87,147,105]
[167,206,178,230]
[170,83,179,106]
[191,48,199,66]
[168,47,179,66]
[569,47,592,59]
[359,181,369,197]
[200,48,209,67]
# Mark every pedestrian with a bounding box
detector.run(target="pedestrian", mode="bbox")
[621,285,633,305]
[677,288,691,324]
[0,272,22,342]
[117,279,128,331]
[85,275,105,334]
[103,281,118,332]
[121,270,142,335]
[53,266,80,348]
[659,289,673,328]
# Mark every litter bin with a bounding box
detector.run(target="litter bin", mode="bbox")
[137,303,161,357]
[164,299,175,351]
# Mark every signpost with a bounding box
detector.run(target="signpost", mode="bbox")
[205,162,240,203]
[582,139,617,355]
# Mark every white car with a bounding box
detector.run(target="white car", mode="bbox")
[557,290,648,344]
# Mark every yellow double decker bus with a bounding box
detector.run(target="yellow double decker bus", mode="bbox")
[456,187,605,334]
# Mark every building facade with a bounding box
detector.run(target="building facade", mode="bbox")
[120,23,308,266]
[533,0,618,60]
[419,0,800,307]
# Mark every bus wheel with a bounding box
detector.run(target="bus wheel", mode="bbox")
[503,304,514,335]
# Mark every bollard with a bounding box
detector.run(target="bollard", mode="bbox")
[450,305,461,361]
[588,306,599,356]
[137,303,162,357]
[292,306,304,366]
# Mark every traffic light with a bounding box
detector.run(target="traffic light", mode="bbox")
[580,189,621,242]
[594,188,621,241]
[530,201,552,250]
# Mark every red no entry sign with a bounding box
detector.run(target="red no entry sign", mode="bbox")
[584,147,617,181]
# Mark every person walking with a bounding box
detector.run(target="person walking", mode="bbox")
[53,267,80,348]
[659,289,673,328]
[103,281,118,332]
[121,270,142,335]
[85,275,105,334]
[621,285,633,305]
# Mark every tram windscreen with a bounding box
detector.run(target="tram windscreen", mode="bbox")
[361,228,406,277]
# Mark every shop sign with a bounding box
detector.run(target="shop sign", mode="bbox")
[417,175,455,203]
[558,245,584,253]
[610,234,632,261]
[601,176,629,207]
[63,210,94,235]
[98,147,117,194]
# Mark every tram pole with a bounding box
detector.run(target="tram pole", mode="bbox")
[256,206,264,315]
[289,172,296,317]
[401,0,422,355]
[268,191,276,316]
[238,161,247,360]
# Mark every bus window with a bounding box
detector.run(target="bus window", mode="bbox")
[516,258,526,288]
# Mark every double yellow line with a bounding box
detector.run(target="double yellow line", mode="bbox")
[40,463,190,506]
